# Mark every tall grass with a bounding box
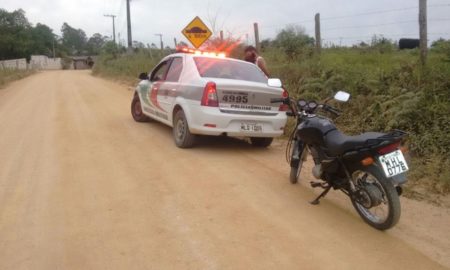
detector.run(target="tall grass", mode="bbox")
[266,47,450,194]
[93,47,450,195]
[92,50,164,84]
[0,69,34,88]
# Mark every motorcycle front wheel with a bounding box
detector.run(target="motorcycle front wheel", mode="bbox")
[289,143,307,184]
[350,165,401,230]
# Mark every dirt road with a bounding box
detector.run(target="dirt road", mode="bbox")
[0,70,448,270]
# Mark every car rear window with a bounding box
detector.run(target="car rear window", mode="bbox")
[193,57,267,83]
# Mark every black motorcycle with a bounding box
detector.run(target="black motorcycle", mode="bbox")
[271,91,409,230]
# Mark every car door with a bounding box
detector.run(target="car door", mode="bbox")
[141,60,171,122]
[159,57,184,122]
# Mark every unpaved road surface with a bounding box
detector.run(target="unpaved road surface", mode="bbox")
[0,70,449,270]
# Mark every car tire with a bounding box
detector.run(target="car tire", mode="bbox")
[173,110,196,148]
[250,137,273,148]
[131,94,151,122]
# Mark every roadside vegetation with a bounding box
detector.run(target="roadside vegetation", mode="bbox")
[0,69,34,88]
[94,26,450,199]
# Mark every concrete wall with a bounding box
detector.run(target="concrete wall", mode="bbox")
[0,56,62,70]
[0,59,28,70]
[30,55,62,70]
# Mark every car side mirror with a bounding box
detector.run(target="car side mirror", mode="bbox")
[267,78,282,88]
[334,91,350,102]
[139,72,148,80]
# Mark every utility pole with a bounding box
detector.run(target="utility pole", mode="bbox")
[104,14,117,44]
[126,0,132,49]
[254,23,260,52]
[155,34,163,51]
[419,0,427,66]
[174,37,177,48]
[315,13,321,54]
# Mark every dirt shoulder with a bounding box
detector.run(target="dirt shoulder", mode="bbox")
[0,70,448,269]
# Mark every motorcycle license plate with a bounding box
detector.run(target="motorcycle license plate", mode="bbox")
[240,123,262,132]
[378,150,409,178]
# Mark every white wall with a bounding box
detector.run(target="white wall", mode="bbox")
[0,59,28,70]
[30,55,62,70]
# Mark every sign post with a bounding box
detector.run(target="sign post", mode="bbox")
[182,16,212,49]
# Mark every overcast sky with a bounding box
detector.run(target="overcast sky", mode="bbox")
[1,0,449,47]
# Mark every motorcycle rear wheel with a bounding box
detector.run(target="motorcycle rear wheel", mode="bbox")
[350,165,401,230]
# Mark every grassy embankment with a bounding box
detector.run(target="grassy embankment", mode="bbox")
[0,69,34,88]
[93,48,450,199]
[269,48,449,198]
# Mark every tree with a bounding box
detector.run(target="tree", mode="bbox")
[30,23,55,56]
[61,22,87,55]
[274,24,314,60]
[86,33,108,55]
[0,8,32,60]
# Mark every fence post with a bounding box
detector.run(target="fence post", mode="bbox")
[254,23,260,52]
[419,0,427,66]
[315,13,321,54]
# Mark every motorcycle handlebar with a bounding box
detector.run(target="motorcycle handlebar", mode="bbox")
[323,104,341,116]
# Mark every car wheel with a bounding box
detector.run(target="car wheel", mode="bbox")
[250,137,273,147]
[173,110,196,148]
[131,94,150,122]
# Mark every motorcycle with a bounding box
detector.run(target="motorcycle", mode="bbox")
[271,91,409,230]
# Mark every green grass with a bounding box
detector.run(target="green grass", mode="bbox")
[93,47,450,196]
[92,50,164,84]
[0,69,35,88]
[265,47,450,195]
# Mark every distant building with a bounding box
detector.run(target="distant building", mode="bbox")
[72,56,96,70]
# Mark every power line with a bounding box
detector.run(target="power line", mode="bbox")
[259,4,450,30]
[323,18,450,31]
[321,4,450,21]
[322,32,450,41]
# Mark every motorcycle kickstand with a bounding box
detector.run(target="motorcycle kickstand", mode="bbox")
[310,185,332,205]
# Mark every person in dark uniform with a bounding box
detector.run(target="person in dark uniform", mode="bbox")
[244,46,270,77]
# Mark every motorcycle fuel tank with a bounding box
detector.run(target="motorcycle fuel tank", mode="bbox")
[297,116,337,146]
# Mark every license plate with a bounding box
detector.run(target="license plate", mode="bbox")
[378,150,409,178]
[240,123,262,132]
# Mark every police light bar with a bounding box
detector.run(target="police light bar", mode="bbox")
[176,46,226,58]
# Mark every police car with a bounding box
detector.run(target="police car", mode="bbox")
[131,47,288,148]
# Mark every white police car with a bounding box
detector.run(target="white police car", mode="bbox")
[131,47,288,148]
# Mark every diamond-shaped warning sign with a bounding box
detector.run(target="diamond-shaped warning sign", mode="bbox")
[182,16,212,49]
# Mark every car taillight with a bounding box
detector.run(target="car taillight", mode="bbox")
[377,141,401,155]
[279,88,289,111]
[201,82,219,107]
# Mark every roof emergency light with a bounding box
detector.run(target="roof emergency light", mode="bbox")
[176,46,226,58]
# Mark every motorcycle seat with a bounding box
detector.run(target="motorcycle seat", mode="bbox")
[325,130,386,156]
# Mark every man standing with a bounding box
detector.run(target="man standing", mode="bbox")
[244,46,270,77]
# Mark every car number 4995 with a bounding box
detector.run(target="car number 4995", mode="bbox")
[222,94,248,104]
[378,150,409,178]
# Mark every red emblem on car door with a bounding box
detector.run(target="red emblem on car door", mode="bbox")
[149,82,166,112]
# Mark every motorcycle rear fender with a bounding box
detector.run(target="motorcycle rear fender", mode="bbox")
[390,173,408,185]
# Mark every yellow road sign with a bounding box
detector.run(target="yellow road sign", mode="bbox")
[182,16,212,49]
